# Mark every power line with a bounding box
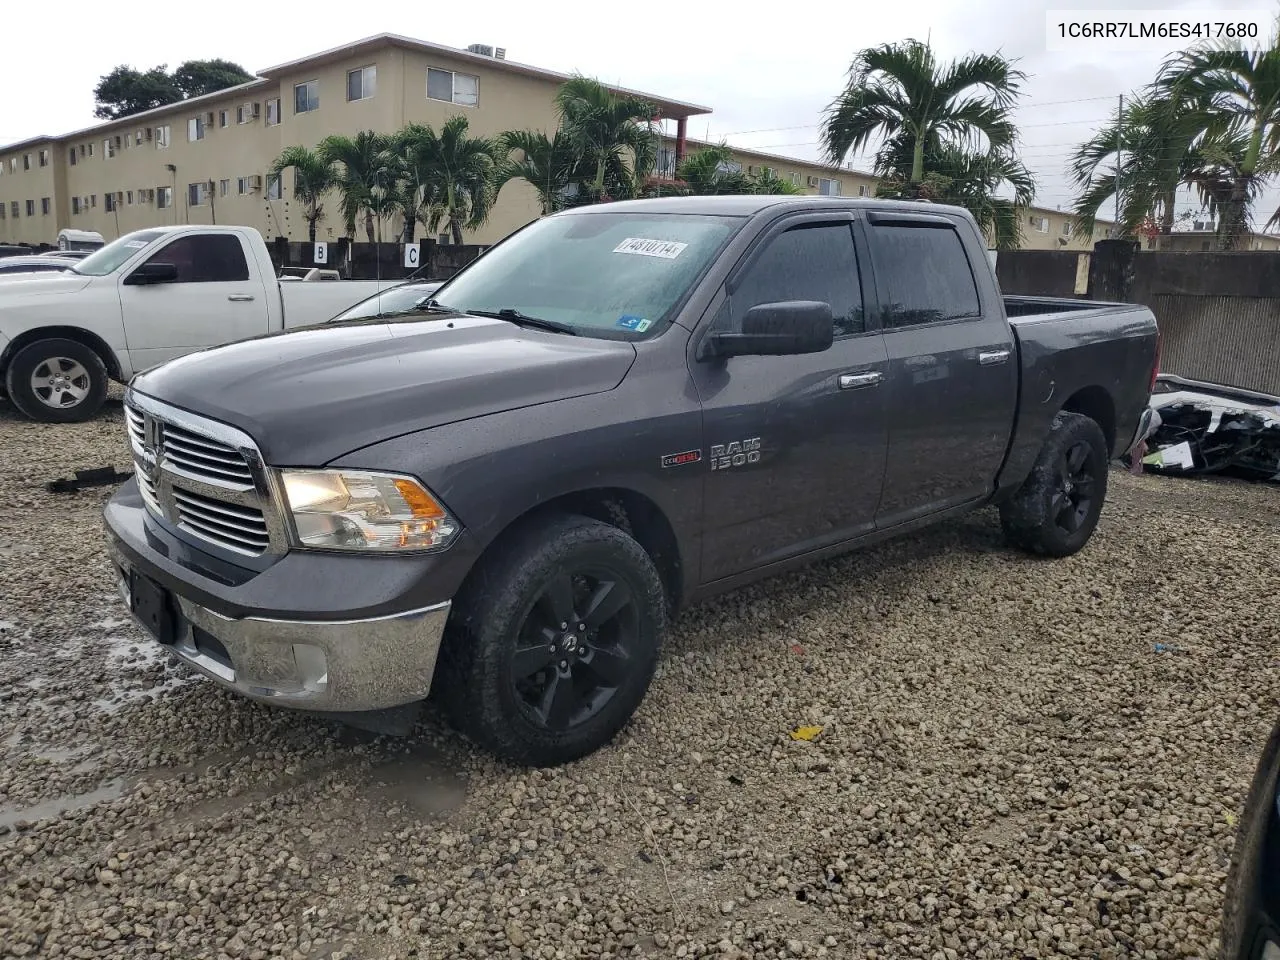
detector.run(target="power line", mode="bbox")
[712,94,1123,139]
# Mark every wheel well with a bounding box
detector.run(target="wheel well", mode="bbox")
[0,326,122,382]
[476,488,685,612]
[1061,386,1116,453]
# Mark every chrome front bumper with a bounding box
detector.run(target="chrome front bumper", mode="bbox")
[108,545,451,712]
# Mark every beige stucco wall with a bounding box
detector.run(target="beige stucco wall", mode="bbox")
[0,141,62,245]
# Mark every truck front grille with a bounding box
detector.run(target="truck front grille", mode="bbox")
[161,423,255,487]
[124,392,285,559]
[172,488,271,555]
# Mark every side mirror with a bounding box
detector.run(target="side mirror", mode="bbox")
[124,261,179,285]
[704,301,834,358]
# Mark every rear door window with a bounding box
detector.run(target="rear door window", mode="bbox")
[871,225,981,328]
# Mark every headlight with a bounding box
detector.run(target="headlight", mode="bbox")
[279,469,460,552]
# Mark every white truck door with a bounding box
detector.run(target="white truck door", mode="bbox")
[117,232,270,369]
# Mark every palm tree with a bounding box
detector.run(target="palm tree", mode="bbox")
[317,130,396,243]
[748,168,805,196]
[494,128,580,215]
[389,123,441,243]
[412,116,496,245]
[1156,36,1280,249]
[822,40,1025,185]
[1069,92,1213,240]
[554,76,659,201]
[675,145,751,195]
[269,146,337,243]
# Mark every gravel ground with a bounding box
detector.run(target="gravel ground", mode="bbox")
[2,389,1279,960]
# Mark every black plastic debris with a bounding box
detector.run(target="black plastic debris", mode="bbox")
[1140,375,1280,483]
[45,466,133,493]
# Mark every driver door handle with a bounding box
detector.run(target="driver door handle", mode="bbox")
[839,371,883,390]
[227,294,255,302]
[979,349,1011,365]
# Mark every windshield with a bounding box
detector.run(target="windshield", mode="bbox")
[73,230,167,276]
[433,212,743,338]
[330,283,442,322]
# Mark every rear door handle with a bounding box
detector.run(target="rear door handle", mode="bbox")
[227,294,255,302]
[839,371,883,390]
[979,349,1011,365]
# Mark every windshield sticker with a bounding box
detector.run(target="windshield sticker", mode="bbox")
[124,241,149,248]
[613,237,688,260]
[616,315,652,332]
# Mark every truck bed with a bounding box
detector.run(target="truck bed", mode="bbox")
[995,296,1160,495]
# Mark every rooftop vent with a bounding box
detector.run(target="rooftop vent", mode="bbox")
[466,43,506,59]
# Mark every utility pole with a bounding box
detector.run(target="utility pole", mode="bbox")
[1115,94,1123,236]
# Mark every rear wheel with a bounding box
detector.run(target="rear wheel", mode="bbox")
[4,338,108,423]
[1000,411,1109,557]
[438,514,666,766]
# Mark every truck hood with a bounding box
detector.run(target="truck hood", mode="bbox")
[0,274,95,298]
[131,315,638,464]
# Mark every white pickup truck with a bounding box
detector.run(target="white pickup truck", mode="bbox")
[0,225,404,422]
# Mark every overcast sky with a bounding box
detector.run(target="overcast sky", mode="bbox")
[5,0,1274,225]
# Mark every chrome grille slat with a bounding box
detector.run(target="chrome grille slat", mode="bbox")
[172,490,269,530]
[124,393,284,559]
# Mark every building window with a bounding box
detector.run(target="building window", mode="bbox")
[266,98,280,126]
[22,153,31,170]
[294,80,319,113]
[135,129,145,146]
[817,178,841,196]
[105,138,116,158]
[72,197,80,214]
[0,205,5,219]
[187,117,205,141]
[218,110,228,128]
[1061,221,1074,237]
[90,194,96,208]
[25,199,34,216]
[127,190,134,205]
[858,184,868,197]
[10,201,18,218]
[40,197,50,215]
[69,147,77,167]
[266,173,281,200]
[237,176,250,195]
[427,67,478,106]
[105,193,115,212]
[38,149,48,167]
[219,179,229,197]
[188,182,208,206]
[87,143,94,157]
[157,186,172,209]
[1030,215,1049,233]
[156,125,171,148]
[348,65,376,101]
[9,157,16,172]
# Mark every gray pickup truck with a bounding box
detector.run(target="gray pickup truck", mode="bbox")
[104,196,1160,766]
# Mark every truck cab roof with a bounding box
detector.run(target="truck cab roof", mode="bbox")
[563,194,977,222]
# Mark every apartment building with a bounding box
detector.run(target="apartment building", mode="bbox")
[0,34,710,248]
[0,32,1111,253]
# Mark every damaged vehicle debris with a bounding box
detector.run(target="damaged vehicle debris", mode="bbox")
[1139,374,1280,483]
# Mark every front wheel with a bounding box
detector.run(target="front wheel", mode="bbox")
[1000,411,1109,557]
[438,514,666,767]
[4,338,109,423]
